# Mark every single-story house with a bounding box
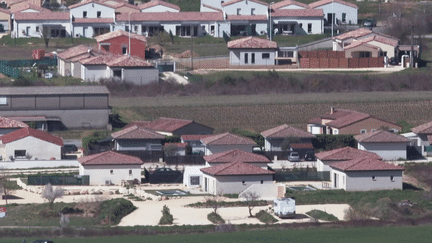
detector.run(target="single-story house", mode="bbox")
[0,127,63,161]
[330,156,404,191]
[0,116,29,136]
[204,149,271,169]
[354,130,410,160]
[409,121,432,156]
[307,107,402,135]
[13,11,71,38]
[111,125,164,152]
[261,124,315,152]
[316,146,382,172]
[201,132,257,155]
[200,161,275,195]
[125,117,214,136]
[227,37,278,66]
[181,134,213,154]
[78,150,143,185]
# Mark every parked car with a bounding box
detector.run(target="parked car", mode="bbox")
[305,152,315,161]
[288,152,300,162]
[363,18,376,29]
[31,240,54,243]
[62,144,78,153]
[389,57,399,65]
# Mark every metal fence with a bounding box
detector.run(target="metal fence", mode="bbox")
[273,171,330,182]
[27,175,89,185]
[0,58,57,78]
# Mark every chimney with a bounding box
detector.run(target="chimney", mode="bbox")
[330,107,335,114]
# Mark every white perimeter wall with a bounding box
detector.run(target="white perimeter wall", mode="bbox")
[0,160,79,169]
[202,173,273,195]
[81,64,108,82]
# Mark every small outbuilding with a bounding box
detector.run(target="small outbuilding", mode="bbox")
[227,36,277,66]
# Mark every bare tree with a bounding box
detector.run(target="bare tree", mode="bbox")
[40,26,51,48]
[240,191,261,217]
[0,167,14,205]
[42,183,64,209]
[205,191,225,214]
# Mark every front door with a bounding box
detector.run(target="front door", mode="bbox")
[244,53,248,64]
[334,173,338,188]
[204,177,208,192]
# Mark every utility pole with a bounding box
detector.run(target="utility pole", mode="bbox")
[191,34,194,71]
[269,2,274,40]
[410,25,414,68]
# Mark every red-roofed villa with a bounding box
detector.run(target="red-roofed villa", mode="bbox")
[354,130,410,160]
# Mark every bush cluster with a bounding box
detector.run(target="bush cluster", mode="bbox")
[99,198,137,225]
[207,212,225,224]
[255,210,278,224]
[159,205,174,225]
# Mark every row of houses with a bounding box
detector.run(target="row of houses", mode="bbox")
[1,0,359,38]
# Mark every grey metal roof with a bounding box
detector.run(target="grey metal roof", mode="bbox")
[0,86,110,95]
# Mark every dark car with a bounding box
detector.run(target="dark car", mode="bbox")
[62,144,78,153]
[305,152,316,161]
[31,240,54,243]
[363,18,376,29]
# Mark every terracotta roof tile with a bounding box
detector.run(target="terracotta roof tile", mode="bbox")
[0,116,28,129]
[57,45,93,60]
[261,124,315,138]
[106,56,154,67]
[290,143,314,149]
[325,109,370,128]
[309,0,358,9]
[202,3,222,12]
[344,41,381,51]
[111,125,164,139]
[201,132,256,145]
[344,35,398,50]
[227,36,277,49]
[138,0,180,11]
[330,157,404,171]
[73,18,114,23]
[118,11,223,22]
[333,28,373,41]
[271,0,310,9]
[14,11,69,20]
[316,147,382,161]
[412,121,432,134]
[222,0,269,7]
[181,134,213,141]
[0,127,63,146]
[9,3,47,13]
[204,149,270,164]
[95,29,147,43]
[7,116,47,122]
[79,150,143,165]
[200,161,274,176]
[227,14,267,20]
[272,9,323,17]
[164,142,188,148]
[80,55,115,65]
[354,130,409,143]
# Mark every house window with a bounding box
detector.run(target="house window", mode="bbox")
[260,180,263,184]
[307,23,312,33]
[125,25,129,32]
[359,52,371,58]
[299,23,303,29]
[251,53,255,64]
[237,8,241,15]
[333,129,339,134]
[97,11,101,18]
[390,176,394,182]
[134,25,138,32]
[0,96,7,105]
[242,180,246,185]
[262,53,270,59]
[129,170,132,175]
[122,46,127,55]
[83,11,87,18]
[251,8,255,15]
[110,170,114,174]
[36,26,39,32]
[360,129,367,134]
[190,176,200,185]
[379,51,387,57]
[372,176,376,181]
[244,53,248,64]
[14,150,26,158]
[342,13,346,22]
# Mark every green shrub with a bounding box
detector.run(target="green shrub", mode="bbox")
[99,198,136,225]
[207,212,225,224]
[256,210,278,224]
[60,206,83,214]
[223,194,239,199]
[159,205,174,225]
[313,135,356,151]
[306,210,338,221]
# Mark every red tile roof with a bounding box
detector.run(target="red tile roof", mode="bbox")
[138,0,180,11]
[354,130,409,143]
[271,0,310,9]
[106,56,154,67]
[95,30,147,43]
[57,45,93,60]
[333,28,373,41]
[181,134,213,141]
[222,0,269,7]
[261,124,315,138]
[411,121,432,134]
[117,11,223,22]
[79,150,143,165]
[7,116,47,122]
[290,143,314,149]
[204,149,270,164]
[201,161,274,176]
[164,142,188,148]
[111,125,164,139]
[131,117,213,133]
[227,36,277,49]
[272,9,323,17]
[316,147,382,161]
[80,55,115,65]
[330,157,404,172]
[344,35,399,50]
[344,42,381,51]
[227,14,267,20]
[0,8,10,14]
[101,0,140,10]
[0,127,63,146]
[73,18,114,23]
[202,3,222,12]
[313,108,371,129]
[14,11,69,20]
[309,0,358,9]
[0,116,28,129]
[9,4,47,13]
[201,132,256,145]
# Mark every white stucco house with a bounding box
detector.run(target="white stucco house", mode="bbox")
[183,165,206,188]
[111,125,164,152]
[409,121,432,156]
[309,0,358,25]
[227,36,277,66]
[200,161,274,195]
[201,132,257,155]
[78,150,143,186]
[316,146,382,172]
[354,130,410,161]
[261,124,315,152]
[329,156,404,191]
[0,116,29,136]
[0,127,63,161]
[13,11,71,38]
[204,149,271,169]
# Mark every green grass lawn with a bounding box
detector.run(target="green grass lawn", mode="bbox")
[5,224,432,243]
